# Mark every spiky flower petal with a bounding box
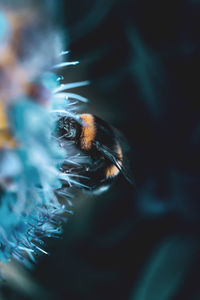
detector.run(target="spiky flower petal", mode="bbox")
[0,9,88,267]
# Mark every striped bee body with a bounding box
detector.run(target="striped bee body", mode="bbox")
[56,113,134,193]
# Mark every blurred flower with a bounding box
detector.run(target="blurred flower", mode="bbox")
[0,8,88,267]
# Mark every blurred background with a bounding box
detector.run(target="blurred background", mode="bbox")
[1,0,200,299]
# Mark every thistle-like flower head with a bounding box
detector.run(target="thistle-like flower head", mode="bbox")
[0,8,88,267]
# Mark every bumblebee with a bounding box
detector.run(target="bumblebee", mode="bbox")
[56,113,134,194]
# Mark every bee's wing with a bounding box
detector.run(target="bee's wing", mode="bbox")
[95,142,135,187]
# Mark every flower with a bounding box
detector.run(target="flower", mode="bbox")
[0,8,88,267]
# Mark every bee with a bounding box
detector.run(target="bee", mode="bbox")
[56,113,135,194]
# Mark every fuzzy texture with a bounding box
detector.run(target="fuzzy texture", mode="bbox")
[0,9,88,267]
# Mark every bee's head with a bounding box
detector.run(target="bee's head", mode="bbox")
[56,116,81,141]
